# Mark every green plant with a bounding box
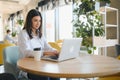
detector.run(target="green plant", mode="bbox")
[73,0,104,54]
[79,0,95,14]
[17,19,24,26]
[11,31,17,37]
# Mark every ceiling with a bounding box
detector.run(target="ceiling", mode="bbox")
[0,0,31,14]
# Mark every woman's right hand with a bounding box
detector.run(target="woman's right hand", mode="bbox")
[43,50,59,56]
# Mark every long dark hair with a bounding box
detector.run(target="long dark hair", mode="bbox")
[23,9,42,39]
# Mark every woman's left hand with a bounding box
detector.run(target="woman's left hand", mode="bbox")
[43,50,59,56]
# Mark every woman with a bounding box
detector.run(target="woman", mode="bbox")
[18,9,59,80]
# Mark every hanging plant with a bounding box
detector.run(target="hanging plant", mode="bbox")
[17,19,24,26]
[11,31,17,37]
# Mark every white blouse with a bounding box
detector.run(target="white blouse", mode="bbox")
[18,30,55,58]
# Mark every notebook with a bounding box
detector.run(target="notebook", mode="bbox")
[41,38,82,62]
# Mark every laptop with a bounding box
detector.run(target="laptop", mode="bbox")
[41,38,82,62]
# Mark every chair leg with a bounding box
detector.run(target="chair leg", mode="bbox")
[66,78,72,80]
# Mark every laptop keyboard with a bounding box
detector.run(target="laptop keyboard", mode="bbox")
[49,56,58,60]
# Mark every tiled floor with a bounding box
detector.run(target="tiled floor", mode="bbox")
[0,65,4,73]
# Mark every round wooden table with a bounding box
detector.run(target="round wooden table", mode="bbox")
[17,54,120,78]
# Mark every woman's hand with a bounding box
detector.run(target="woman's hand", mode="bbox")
[43,50,59,56]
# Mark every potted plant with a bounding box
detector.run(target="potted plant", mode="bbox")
[73,0,104,54]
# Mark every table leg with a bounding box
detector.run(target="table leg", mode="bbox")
[66,78,72,80]
[66,78,84,80]
[66,78,92,80]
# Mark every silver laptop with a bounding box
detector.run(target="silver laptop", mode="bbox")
[42,38,82,62]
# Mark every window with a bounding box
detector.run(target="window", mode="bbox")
[0,14,3,41]
[45,10,55,42]
[41,4,73,41]
[58,5,73,39]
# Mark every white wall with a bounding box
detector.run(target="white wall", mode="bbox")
[2,0,40,37]
[0,14,4,41]
[22,0,40,20]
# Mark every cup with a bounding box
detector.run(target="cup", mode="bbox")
[34,51,42,61]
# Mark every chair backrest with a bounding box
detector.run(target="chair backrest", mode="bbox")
[0,42,15,64]
[48,42,61,52]
[3,46,20,79]
[56,39,63,43]
[115,44,120,57]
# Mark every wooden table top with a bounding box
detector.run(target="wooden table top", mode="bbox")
[17,54,120,78]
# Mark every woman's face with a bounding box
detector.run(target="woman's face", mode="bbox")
[32,16,41,30]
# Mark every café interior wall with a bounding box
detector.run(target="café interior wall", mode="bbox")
[22,0,40,20]
[2,0,39,38]
[2,14,10,37]
[111,0,120,43]
[1,0,120,57]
